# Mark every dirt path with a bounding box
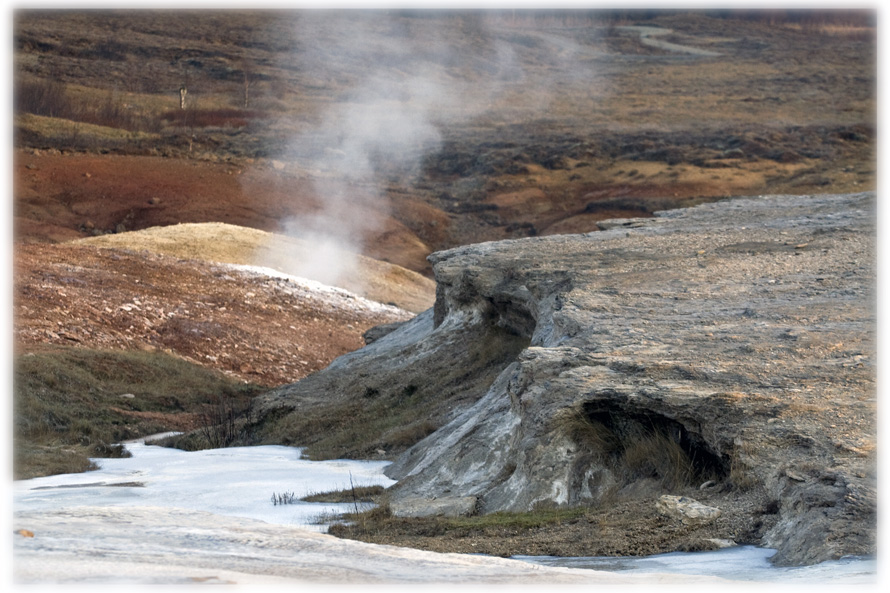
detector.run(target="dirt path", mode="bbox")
[616,25,722,56]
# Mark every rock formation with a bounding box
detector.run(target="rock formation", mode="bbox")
[257,192,876,566]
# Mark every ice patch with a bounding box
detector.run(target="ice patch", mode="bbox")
[14,443,395,532]
[220,262,409,317]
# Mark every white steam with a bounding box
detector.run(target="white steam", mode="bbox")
[280,73,446,286]
[266,12,596,290]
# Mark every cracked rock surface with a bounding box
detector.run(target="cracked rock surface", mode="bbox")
[260,192,876,566]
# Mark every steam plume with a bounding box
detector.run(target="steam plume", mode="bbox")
[265,11,594,290]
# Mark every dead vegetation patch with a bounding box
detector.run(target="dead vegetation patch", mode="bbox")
[327,490,776,559]
[14,242,412,387]
[13,345,262,479]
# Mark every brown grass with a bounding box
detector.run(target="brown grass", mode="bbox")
[554,406,711,493]
[15,77,162,133]
[159,108,268,129]
[14,345,262,479]
[301,485,386,504]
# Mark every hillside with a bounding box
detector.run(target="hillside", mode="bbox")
[73,222,436,313]
[14,10,875,276]
[13,235,416,478]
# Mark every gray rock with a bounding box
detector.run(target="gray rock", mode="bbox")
[704,538,736,549]
[257,192,876,566]
[390,496,479,518]
[656,495,721,526]
[362,321,407,345]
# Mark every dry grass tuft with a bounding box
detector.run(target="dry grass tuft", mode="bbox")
[555,406,716,494]
[301,485,386,504]
[621,428,696,491]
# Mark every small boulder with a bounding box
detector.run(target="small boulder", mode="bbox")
[363,322,406,345]
[390,496,478,518]
[705,538,736,549]
[656,495,722,526]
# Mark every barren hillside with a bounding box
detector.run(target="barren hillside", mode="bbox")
[15,240,415,388]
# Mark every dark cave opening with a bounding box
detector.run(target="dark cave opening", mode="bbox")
[577,400,730,489]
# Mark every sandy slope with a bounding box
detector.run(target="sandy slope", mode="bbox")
[74,222,436,313]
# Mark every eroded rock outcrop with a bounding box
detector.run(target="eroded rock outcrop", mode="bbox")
[258,192,876,566]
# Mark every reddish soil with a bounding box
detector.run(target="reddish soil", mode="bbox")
[13,9,876,280]
[14,242,411,387]
[14,151,438,275]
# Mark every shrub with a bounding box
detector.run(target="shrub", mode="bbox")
[271,492,297,505]
[15,76,162,134]
[198,396,256,449]
[15,78,72,119]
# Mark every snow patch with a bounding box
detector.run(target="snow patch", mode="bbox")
[220,262,412,318]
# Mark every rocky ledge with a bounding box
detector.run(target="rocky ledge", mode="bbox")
[257,192,875,566]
